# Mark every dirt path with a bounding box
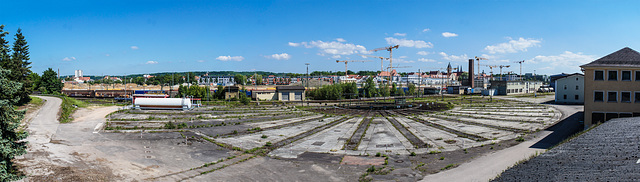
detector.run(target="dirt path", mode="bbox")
[14,96,136,181]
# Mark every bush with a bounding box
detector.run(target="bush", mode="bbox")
[59,96,88,123]
[410,152,416,156]
[164,121,176,129]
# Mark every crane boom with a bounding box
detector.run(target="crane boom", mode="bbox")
[513,60,525,80]
[474,56,488,78]
[370,45,399,72]
[336,60,372,77]
[360,54,389,73]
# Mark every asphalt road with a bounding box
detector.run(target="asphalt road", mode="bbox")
[420,95,584,182]
[25,96,62,146]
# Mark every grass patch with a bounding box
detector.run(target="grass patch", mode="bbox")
[29,96,44,106]
[441,163,458,170]
[60,96,88,123]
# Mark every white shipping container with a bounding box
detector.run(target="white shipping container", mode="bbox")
[134,98,192,109]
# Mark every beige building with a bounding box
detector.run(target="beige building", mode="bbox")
[223,86,240,99]
[276,86,305,101]
[251,90,276,101]
[581,47,640,128]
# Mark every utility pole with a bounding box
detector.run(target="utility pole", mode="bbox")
[418,69,422,98]
[534,70,537,97]
[305,63,310,106]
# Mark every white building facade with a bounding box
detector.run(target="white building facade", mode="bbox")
[554,73,584,104]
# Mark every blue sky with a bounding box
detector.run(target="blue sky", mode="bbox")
[2,0,640,76]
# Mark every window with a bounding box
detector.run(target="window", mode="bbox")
[608,70,618,81]
[564,85,567,90]
[595,70,604,80]
[622,71,631,81]
[576,85,579,90]
[636,92,640,103]
[636,71,640,81]
[564,95,567,99]
[608,91,617,102]
[594,91,604,102]
[575,95,579,100]
[621,92,631,102]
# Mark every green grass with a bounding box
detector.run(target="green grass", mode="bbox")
[60,96,88,123]
[441,163,458,170]
[29,96,44,106]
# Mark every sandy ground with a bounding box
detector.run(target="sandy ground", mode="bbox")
[15,96,148,181]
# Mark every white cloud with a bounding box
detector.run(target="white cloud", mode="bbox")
[439,52,469,62]
[480,54,497,60]
[266,53,291,60]
[485,37,541,54]
[105,54,110,57]
[130,46,139,50]
[422,28,430,32]
[62,57,76,61]
[289,40,368,56]
[394,59,415,64]
[399,56,408,59]
[146,61,158,64]
[385,37,433,48]
[528,51,595,66]
[197,60,205,63]
[288,42,301,47]
[336,38,346,42]
[394,33,407,37]
[526,51,596,74]
[332,55,341,59]
[216,56,244,61]
[418,58,436,62]
[417,51,430,56]
[442,32,458,38]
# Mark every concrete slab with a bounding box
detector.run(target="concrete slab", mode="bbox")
[269,117,363,158]
[217,116,342,150]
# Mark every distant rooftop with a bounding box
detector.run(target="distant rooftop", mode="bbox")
[581,47,640,68]
[493,117,640,181]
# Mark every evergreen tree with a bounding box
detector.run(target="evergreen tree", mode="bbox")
[40,68,62,94]
[10,28,32,104]
[0,25,9,70]
[27,72,40,93]
[0,68,28,180]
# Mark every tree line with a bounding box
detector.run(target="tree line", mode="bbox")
[307,77,417,100]
[0,25,54,181]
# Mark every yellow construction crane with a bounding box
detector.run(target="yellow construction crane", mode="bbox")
[370,45,399,71]
[499,65,511,80]
[474,56,488,78]
[479,64,499,80]
[336,60,371,77]
[386,65,412,70]
[360,54,389,73]
[514,60,525,79]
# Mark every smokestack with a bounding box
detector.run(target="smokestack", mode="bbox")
[468,59,474,88]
